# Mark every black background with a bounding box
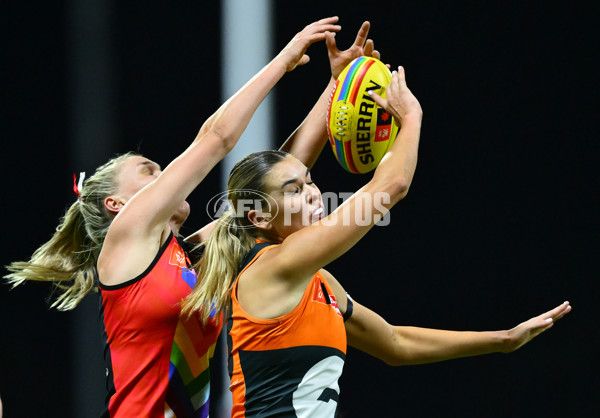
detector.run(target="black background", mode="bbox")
[1,1,597,417]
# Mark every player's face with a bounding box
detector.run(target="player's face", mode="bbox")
[116,156,162,199]
[114,156,190,221]
[261,155,323,240]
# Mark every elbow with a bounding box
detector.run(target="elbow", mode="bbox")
[388,177,411,202]
[213,127,237,153]
[371,168,412,204]
[379,331,411,367]
[201,125,236,155]
[381,351,410,367]
[206,106,248,153]
[382,357,403,367]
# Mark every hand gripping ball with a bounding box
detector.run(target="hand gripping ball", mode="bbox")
[327,57,399,174]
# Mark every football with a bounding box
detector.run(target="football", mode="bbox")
[327,57,399,174]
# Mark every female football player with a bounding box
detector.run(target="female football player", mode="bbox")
[185,65,571,417]
[5,16,378,417]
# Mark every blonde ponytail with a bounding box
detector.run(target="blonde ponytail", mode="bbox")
[5,201,95,310]
[4,152,137,310]
[182,210,254,323]
[183,149,289,323]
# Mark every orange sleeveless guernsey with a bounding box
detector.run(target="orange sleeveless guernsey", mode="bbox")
[227,243,347,417]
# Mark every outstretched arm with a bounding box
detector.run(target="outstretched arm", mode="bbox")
[347,299,571,366]
[280,21,379,169]
[323,271,571,365]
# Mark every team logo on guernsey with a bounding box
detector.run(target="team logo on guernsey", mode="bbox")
[168,241,197,289]
[168,243,189,268]
[311,280,342,317]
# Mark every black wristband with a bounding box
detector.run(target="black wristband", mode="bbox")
[343,293,354,322]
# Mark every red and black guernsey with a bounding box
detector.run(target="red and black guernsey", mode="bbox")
[98,232,221,417]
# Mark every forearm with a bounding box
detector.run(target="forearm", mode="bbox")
[184,220,217,243]
[138,58,289,228]
[347,301,510,367]
[348,300,571,367]
[388,326,509,366]
[279,77,336,168]
[367,112,422,204]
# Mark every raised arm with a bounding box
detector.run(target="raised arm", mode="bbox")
[280,21,378,169]
[187,21,377,243]
[273,66,423,280]
[113,17,341,235]
[99,17,341,284]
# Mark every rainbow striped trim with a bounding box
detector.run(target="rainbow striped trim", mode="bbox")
[164,268,217,417]
[337,57,376,105]
[165,320,216,417]
[331,57,377,173]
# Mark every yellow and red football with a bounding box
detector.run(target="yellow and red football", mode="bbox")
[327,57,399,174]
